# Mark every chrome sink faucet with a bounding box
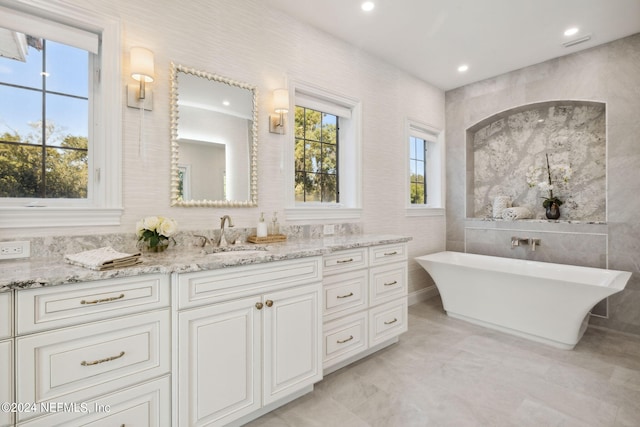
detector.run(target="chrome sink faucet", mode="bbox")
[218,215,234,247]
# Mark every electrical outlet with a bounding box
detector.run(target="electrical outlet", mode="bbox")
[323,224,335,235]
[0,241,30,260]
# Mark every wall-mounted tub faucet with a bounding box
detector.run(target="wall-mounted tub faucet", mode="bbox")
[529,238,541,251]
[511,237,529,249]
[510,236,541,251]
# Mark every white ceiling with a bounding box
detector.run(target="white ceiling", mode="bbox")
[265,0,640,91]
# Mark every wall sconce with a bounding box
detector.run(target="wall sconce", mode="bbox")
[269,88,289,134]
[127,47,154,111]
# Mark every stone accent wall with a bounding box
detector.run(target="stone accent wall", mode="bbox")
[446,33,640,336]
[470,101,605,221]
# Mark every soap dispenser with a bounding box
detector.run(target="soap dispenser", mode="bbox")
[257,212,268,237]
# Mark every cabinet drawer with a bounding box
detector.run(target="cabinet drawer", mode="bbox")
[323,248,368,275]
[0,340,12,427]
[369,263,407,307]
[369,298,408,347]
[17,274,170,334]
[323,270,368,321]
[18,376,171,427]
[369,243,407,266]
[0,291,11,339]
[16,309,170,421]
[323,312,368,370]
[177,257,322,309]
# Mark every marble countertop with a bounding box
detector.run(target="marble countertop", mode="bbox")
[0,234,411,291]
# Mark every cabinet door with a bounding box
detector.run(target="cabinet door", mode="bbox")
[17,274,169,334]
[0,291,11,339]
[17,376,170,427]
[323,269,368,321]
[16,310,170,422]
[263,283,322,405]
[178,296,261,427]
[369,263,407,307]
[0,340,12,427]
[369,298,408,347]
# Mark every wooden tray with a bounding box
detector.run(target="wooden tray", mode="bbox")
[247,234,287,244]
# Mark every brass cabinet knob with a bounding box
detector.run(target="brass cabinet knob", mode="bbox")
[255,302,263,310]
[265,300,274,307]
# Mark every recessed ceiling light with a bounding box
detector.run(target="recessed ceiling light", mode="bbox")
[457,64,469,73]
[222,100,230,106]
[361,2,375,12]
[564,27,579,36]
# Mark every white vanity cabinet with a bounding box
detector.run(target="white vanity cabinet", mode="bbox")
[0,339,13,427]
[13,274,171,426]
[175,257,323,427]
[1,291,13,427]
[0,291,11,340]
[322,243,408,372]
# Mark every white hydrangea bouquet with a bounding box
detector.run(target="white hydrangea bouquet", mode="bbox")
[526,153,572,218]
[136,216,178,252]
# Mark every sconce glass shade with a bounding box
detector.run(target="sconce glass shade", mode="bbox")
[273,88,289,113]
[130,47,155,82]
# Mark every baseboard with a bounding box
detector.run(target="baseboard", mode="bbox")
[408,286,438,306]
[228,385,313,426]
[323,337,399,376]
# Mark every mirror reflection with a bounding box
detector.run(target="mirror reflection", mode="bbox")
[170,63,257,207]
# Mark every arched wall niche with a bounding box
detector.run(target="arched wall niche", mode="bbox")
[465,100,606,222]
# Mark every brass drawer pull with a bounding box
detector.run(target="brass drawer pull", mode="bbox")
[337,335,354,344]
[255,302,263,310]
[265,300,274,307]
[384,318,398,325]
[383,251,398,256]
[384,280,398,287]
[337,258,354,264]
[337,292,354,299]
[81,351,125,366]
[81,293,125,305]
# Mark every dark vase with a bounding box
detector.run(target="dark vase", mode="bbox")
[545,202,561,220]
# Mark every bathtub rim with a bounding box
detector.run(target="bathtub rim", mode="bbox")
[415,251,631,290]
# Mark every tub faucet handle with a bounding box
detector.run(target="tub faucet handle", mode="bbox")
[511,236,527,249]
[529,238,541,251]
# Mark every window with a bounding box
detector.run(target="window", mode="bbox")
[409,135,427,204]
[0,38,90,199]
[285,81,362,221]
[294,107,339,203]
[406,119,444,216]
[0,3,122,228]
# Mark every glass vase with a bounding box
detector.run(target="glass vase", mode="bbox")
[545,202,561,220]
[144,240,169,253]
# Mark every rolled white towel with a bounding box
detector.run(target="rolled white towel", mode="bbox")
[492,196,512,218]
[502,207,533,220]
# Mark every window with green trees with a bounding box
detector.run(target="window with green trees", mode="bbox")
[409,135,427,204]
[0,35,89,199]
[294,106,339,203]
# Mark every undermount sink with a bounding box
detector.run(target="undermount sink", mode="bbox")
[204,245,269,256]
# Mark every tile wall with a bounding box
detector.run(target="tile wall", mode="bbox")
[446,33,640,335]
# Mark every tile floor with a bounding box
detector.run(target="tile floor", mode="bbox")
[246,298,640,427]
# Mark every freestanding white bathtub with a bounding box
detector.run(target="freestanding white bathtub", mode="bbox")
[415,251,632,349]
